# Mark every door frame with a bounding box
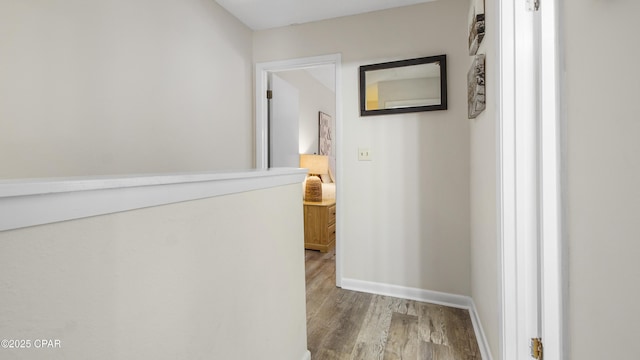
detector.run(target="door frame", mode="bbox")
[255,53,343,286]
[498,0,565,359]
[539,0,566,358]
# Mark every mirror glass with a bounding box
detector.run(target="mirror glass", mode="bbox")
[359,55,447,116]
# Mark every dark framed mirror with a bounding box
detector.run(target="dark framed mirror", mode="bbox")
[359,54,447,116]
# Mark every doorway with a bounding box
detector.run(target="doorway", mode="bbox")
[255,54,343,287]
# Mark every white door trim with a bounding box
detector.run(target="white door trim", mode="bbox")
[255,53,343,287]
[497,0,518,357]
[498,0,565,359]
[539,0,567,359]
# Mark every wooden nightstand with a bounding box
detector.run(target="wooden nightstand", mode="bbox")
[303,199,336,252]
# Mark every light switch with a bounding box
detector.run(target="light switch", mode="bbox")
[358,148,372,161]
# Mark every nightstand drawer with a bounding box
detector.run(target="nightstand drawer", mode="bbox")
[328,204,336,224]
[328,223,336,242]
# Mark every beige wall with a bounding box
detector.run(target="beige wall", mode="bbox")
[254,1,471,295]
[0,184,309,360]
[0,0,254,179]
[564,0,640,358]
[469,0,499,358]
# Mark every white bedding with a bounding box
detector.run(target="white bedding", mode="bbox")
[321,182,335,200]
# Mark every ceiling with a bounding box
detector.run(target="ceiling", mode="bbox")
[215,0,438,31]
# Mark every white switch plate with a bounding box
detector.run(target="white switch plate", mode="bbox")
[358,148,372,161]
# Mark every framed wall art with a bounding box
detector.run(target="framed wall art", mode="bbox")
[467,54,486,119]
[469,0,485,55]
[319,111,332,156]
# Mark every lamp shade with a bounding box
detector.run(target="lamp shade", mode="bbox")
[299,154,329,175]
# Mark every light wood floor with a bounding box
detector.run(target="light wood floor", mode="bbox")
[305,249,481,360]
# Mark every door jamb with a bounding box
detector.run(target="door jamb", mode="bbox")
[539,0,566,358]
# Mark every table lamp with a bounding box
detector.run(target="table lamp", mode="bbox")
[300,154,328,202]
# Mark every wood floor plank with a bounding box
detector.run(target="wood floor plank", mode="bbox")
[354,295,395,342]
[349,295,397,360]
[319,290,374,355]
[350,341,386,360]
[393,298,419,316]
[383,312,419,360]
[306,249,373,356]
[305,250,338,321]
[312,347,352,360]
[440,307,481,359]
[420,341,455,360]
[305,270,336,320]
[418,303,449,346]
[306,322,331,352]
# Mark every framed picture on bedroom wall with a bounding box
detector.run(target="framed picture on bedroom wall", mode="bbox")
[469,0,485,55]
[318,111,335,182]
[319,112,332,157]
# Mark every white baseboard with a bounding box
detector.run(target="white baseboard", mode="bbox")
[340,278,493,360]
[341,278,471,308]
[468,299,494,360]
[300,349,311,360]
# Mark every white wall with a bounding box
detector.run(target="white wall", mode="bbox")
[564,1,640,358]
[0,184,309,360]
[269,74,300,168]
[469,0,499,358]
[254,1,471,295]
[275,69,336,156]
[0,0,254,179]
